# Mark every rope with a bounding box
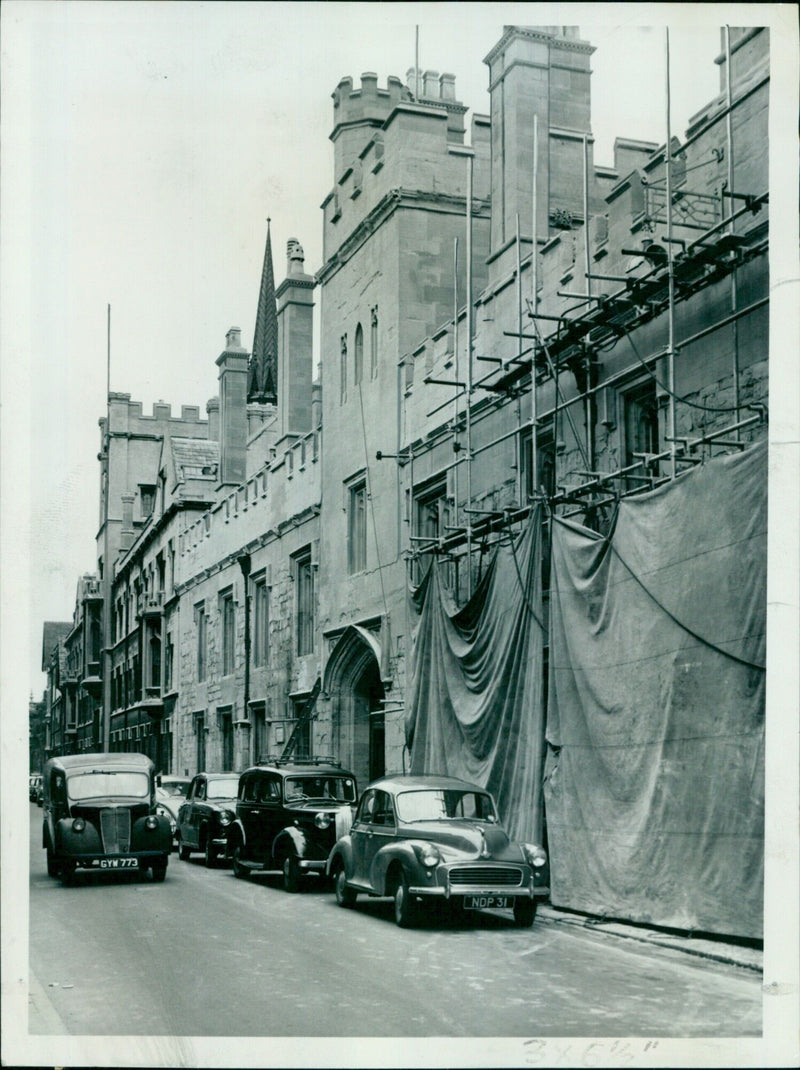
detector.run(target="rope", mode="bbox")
[497,519,546,633]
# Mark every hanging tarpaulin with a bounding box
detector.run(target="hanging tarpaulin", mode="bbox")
[405,507,546,844]
[544,443,766,938]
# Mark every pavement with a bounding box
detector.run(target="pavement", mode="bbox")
[539,903,764,973]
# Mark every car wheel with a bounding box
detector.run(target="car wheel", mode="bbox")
[46,846,60,878]
[232,844,247,880]
[60,862,77,886]
[204,839,218,869]
[282,854,301,893]
[394,873,419,928]
[513,897,537,927]
[334,865,357,908]
[178,839,191,861]
[151,860,168,883]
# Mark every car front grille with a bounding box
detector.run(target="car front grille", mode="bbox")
[448,865,524,887]
[100,808,131,854]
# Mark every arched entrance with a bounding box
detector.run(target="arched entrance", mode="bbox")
[323,626,386,789]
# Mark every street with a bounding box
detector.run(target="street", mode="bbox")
[28,806,762,1038]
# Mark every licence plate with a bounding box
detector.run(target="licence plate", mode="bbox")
[86,857,139,870]
[463,894,511,910]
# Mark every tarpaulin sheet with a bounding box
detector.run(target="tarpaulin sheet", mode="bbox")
[544,443,766,938]
[406,508,546,844]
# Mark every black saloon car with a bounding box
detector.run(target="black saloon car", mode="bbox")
[177,772,240,866]
[226,758,358,891]
[41,753,172,883]
[327,774,549,927]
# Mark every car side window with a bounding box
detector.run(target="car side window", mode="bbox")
[257,776,279,804]
[357,789,376,824]
[372,791,396,827]
[242,776,258,803]
[195,780,206,801]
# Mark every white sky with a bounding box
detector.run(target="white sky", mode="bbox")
[0,2,779,693]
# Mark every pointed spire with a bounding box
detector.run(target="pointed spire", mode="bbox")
[248,217,279,405]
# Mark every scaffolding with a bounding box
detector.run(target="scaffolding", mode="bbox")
[401,26,769,578]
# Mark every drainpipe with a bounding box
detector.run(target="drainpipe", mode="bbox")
[237,553,252,765]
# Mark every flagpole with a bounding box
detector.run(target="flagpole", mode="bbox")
[101,304,112,752]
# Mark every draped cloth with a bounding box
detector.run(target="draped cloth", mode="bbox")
[405,508,546,844]
[544,443,766,938]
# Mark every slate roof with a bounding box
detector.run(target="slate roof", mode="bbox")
[41,622,71,671]
[170,437,219,478]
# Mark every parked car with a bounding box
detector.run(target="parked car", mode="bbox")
[326,774,549,928]
[227,757,358,891]
[41,752,172,884]
[30,774,44,805]
[154,776,190,847]
[176,772,241,867]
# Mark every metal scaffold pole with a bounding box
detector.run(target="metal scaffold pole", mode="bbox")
[725,25,741,439]
[530,114,539,497]
[102,303,112,753]
[665,28,677,480]
[465,150,474,597]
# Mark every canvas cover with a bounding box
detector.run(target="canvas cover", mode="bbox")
[544,443,766,938]
[406,508,546,844]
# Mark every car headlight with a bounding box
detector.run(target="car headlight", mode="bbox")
[414,843,442,867]
[72,817,85,833]
[219,810,233,827]
[314,812,332,829]
[522,843,547,867]
[145,815,159,830]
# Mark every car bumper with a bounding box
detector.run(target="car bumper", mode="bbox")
[409,862,548,901]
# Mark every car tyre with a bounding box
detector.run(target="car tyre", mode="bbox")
[178,839,191,861]
[204,838,218,869]
[394,873,419,928]
[282,854,301,893]
[334,865,357,908]
[513,897,537,928]
[60,862,77,885]
[232,844,247,880]
[151,860,168,882]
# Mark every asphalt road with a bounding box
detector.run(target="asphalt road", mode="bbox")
[28,805,762,1038]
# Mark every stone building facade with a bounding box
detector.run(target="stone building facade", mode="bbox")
[40,24,769,815]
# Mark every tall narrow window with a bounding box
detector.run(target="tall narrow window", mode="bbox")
[370,307,378,379]
[295,550,315,655]
[623,380,659,472]
[253,578,269,667]
[521,422,557,501]
[348,480,367,574]
[339,335,348,405]
[292,697,312,760]
[195,712,206,773]
[164,632,174,692]
[220,589,235,676]
[195,602,207,682]
[219,707,234,770]
[413,479,452,585]
[354,323,364,385]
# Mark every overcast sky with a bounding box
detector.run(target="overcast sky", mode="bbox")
[0,2,786,693]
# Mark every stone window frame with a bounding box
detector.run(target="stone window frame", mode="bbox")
[354,322,364,386]
[252,572,270,668]
[219,586,236,678]
[293,547,316,656]
[347,476,368,575]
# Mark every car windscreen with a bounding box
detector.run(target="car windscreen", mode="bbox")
[284,776,357,803]
[67,771,150,801]
[206,778,240,799]
[396,789,497,823]
[162,781,190,797]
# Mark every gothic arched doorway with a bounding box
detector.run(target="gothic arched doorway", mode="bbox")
[323,626,386,789]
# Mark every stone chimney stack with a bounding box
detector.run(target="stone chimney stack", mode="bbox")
[216,327,249,486]
[206,397,220,441]
[276,240,315,438]
[120,493,135,551]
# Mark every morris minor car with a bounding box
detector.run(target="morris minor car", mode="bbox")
[41,753,172,883]
[177,771,240,867]
[226,757,357,891]
[326,774,549,927]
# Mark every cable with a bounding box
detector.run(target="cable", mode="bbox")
[497,518,546,633]
[573,523,767,672]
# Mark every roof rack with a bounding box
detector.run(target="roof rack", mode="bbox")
[255,754,342,768]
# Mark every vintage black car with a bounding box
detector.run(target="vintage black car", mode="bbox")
[226,757,357,891]
[41,753,172,883]
[326,774,549,927]
[177,772,240,867]
[30,774,44,805]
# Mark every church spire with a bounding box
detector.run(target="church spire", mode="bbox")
[248,217,278,404]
